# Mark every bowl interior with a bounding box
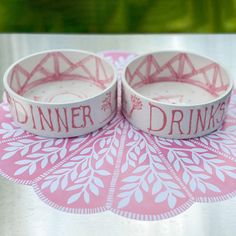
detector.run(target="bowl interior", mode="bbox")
[6,51,115,104]
[125,52,231,105]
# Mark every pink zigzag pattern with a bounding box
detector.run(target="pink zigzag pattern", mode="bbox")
[9,52,114,96]
[126,53,228,96]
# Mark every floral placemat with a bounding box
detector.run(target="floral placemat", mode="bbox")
[0,51,236,221]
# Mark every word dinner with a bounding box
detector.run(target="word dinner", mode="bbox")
[9,98,94,133]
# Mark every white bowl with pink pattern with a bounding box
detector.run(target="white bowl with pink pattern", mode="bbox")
[122,51,234,139]
[3,50,117,138]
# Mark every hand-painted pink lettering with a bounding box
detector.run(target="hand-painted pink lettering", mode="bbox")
[148,103,167,132]
[208,103,220,129]
[38,107,54,131]
[13,98,28,124]
[55,108,69,132]
[195,107,208,134]
[169,110,184,135]
[30,105,36,129]
[187,109,194,135]
[216,102,225,123]
[71,107,83,129]
[82,105,94,127]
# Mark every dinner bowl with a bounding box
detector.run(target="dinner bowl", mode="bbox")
[4,49,117,138]
[122,51,233,139]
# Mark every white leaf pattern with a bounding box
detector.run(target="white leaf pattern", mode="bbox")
[38,117,122,205]
[157,138,236,193]
[117,125,186,209]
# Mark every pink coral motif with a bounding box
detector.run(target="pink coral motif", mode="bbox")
[127,95,143,118]
[100,92,115,123]
[101,92,112,112]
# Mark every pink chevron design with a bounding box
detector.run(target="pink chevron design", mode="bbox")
[8,52,114,97]
[0,51,236,221]
[126,53,228,96]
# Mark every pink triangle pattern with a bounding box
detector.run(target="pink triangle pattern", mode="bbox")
[0,51,236,221]
[126,53,229,97]
[8,52,114,96]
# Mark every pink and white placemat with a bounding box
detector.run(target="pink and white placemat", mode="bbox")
[0,51,236,221]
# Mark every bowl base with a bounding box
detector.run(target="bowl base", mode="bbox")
[135,81,216,105]
[23,79,103,103]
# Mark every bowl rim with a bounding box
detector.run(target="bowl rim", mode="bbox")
[3,49,117,106]
[122,50,234,108]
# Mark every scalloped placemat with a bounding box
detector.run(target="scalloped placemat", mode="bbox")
[0,51,236,221]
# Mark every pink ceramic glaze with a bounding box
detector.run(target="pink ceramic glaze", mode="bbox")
[3,50,117,138]
[122,51,234,139]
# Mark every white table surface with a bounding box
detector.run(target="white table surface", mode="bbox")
[0,34,236,236]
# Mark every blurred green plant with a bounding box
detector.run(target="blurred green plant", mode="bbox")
[0,0,236,32]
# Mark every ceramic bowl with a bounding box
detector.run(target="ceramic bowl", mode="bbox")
[4,49,117,138]
[122,51,233,139]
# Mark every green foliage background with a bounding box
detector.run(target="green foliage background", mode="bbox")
[0,0,236,32]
